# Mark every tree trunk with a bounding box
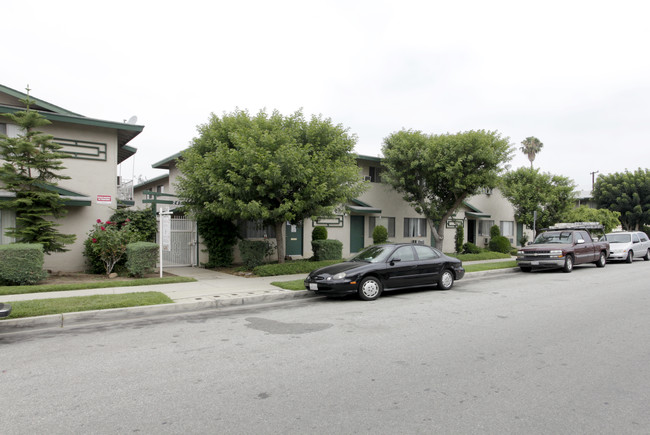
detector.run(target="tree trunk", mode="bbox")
[428,219,443,250]
[275,221,286,264]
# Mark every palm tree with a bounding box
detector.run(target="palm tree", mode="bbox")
[520,136,544,168]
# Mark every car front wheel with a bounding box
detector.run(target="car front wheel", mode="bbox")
[437,270,454,290]
[358,277,383,301]
[626,251,633,263]
[562,255,574,273]
[644,249,650,261]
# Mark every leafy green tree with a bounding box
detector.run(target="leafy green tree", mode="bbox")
[0,89,75,253]
[561,206,621,233]
[382,129,512,249]
[176,109,366,263]
[593,168,650,230]
[520,136,544,168]
[500,167,576,234]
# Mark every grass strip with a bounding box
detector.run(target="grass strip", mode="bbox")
[447,252,513,261]
[253,259,342,276]
[271,280,306,290]
[463,260,517,272]
[270,261,518,290]
[4,292,173,319]
[0,276,196,296]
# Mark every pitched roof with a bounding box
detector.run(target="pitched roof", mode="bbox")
[0,84,144,163]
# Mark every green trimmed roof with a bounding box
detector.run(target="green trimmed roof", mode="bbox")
[134,173,169,189]
[0,185,91,207]
[462,201,491,218]
[356,154,382,162]
[348,198,381,214]
[152,151,184,169]
[0,84,143,163]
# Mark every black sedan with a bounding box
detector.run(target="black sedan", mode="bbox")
[304,243,465,301]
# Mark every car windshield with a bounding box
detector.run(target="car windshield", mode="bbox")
[533,231,573,244]
[349,245,393,263]
[605,233,631,243]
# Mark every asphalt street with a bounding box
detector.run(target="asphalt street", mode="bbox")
[1,261,649,434]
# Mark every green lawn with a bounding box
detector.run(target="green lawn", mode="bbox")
[464,260,517,272]
[0,276,196,296]
[4,292,173,319]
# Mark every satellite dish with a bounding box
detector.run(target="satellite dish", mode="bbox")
[126,115,138,124]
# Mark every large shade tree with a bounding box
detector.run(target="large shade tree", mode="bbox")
[593,168,650,230]
[176,109,366,263]
[382,129,513,249]
[500,167,576,234]
[561,206,621,233]
[0,89,75,253]
[520,136,544,168]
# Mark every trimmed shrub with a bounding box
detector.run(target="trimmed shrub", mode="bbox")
[312,226,328,241]
[312,239,343,261]
[239,239,275,269]
[455,226,464,254]
[126,242,159,277]
[462,242,481,254]
[372,225,388,244]
[489,235,512,254]
[0,244,48,285]
[490,225,501,238]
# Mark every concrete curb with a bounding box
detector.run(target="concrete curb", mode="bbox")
[0,268,519,334]
[0,290,318,333]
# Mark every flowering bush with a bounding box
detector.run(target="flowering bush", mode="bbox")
[83,219,136,275]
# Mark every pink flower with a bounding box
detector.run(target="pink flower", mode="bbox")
[106,221,112,225]
[101,226,106,231]
[125,218,131,222]
[96,219,102,223]
[92,238,97,243]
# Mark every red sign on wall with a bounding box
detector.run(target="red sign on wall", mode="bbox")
[96,195,112,204]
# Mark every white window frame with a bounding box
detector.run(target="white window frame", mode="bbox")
[500,221,514,237]
[404,218,426,237]
[478,220,495,236]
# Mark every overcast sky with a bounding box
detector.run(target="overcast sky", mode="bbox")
[4,0,649,191]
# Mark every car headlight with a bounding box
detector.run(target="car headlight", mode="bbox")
[549,250,563,257]
[332,272,347,280]
[517,250,524,256]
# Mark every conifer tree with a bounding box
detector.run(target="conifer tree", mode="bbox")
[0,86,76,253]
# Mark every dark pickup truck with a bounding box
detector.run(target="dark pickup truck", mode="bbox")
[516,223,610,273]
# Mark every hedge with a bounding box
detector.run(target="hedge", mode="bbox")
[126,242,159,277]
[312,239,343,261]
[0,244,48,285]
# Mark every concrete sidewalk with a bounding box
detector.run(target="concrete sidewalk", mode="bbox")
[0,260,518,332]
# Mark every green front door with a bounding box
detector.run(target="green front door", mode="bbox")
[350,215,365,253]
[286,222,303,256]
[516,222,524,246]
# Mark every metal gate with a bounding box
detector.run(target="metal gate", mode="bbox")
[156,216,198,267]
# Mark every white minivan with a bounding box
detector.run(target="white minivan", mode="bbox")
[604,231,650,262]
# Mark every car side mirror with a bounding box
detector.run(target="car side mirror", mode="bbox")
[390,258,401,265]
[633,240,639,244]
